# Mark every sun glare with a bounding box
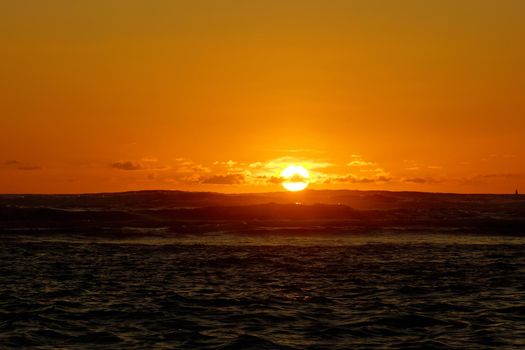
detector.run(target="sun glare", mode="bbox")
[281,165,310,192]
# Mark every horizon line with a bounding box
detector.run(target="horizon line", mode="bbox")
[0,188,520,197]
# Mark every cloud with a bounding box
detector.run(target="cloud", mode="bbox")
[254,175,282,184]
[153,156,394,187]
[213,160,237,166]
[173,158,210,173]
[348,160,375,167]
[201,174,245,185]
[353,176,391,184]
[111,159,170,171]
[111,161,144,171]
[235,157,335,185]
[247,157,335,182]
[347,155,376,167]
[3,160,42,170]
[326,174,391,184]
[402,177,440,184]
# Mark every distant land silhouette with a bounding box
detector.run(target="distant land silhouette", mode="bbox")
[1,190,525,236]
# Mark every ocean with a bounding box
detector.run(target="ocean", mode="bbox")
[1,233,524,349]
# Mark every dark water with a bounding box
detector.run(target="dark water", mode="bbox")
[1,234,525,349]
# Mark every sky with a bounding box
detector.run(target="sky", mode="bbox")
[1,0,524,194]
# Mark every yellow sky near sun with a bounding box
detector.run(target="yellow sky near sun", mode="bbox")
[0,0,524,193]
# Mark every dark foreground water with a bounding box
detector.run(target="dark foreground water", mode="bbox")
[1,234,525,349]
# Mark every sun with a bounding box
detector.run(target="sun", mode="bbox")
[281,165,310,192]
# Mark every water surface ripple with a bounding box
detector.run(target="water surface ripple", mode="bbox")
[1,237,525,349]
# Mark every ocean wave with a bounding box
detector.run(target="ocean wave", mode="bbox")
[1,239,524,349]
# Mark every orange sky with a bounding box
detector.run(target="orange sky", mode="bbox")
[1,1,524,194]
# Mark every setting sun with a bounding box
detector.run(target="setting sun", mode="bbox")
[281,165,310,192]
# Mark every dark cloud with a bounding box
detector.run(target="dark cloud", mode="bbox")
[201,174,245,185]
[330,175,391,184]
[111,159,170,171]
[267,176,283,184]
[403,177,439,184]
[255,175,283,184]
[111,161,144,171]
[3,160,42,170]
[353,176,391,184]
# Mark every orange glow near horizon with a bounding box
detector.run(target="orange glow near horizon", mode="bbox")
[0,1,524,194]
